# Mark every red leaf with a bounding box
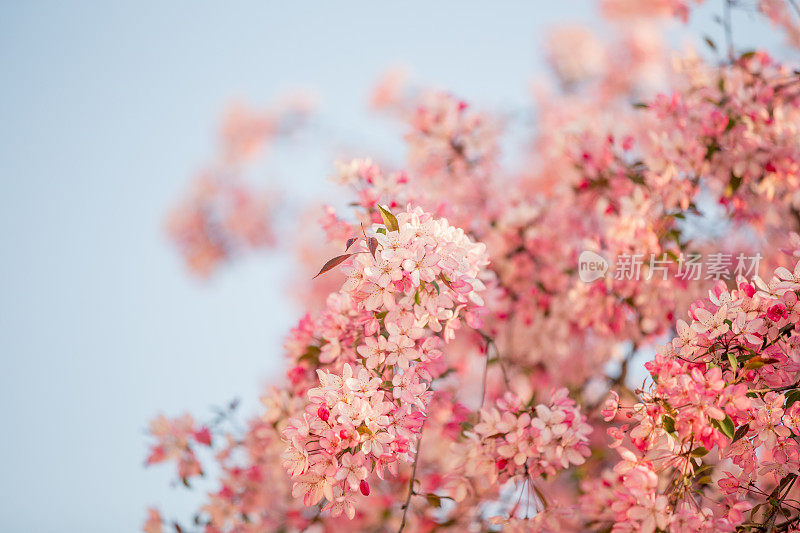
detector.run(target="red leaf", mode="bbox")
[313,254,355,279]
[345,237,359,251]
[367,237,378,258]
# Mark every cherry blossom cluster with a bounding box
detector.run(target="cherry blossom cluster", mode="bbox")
[601,0,800,48]
[218,96,314,163]
[166,175,276,277]
[450,389,591,496]
[588,253,800,530]
[281,205,490,518]
[373,90,500,218]
[144,414,211,482]
[644,50,800,226]
[330,158,413,214]
[166,95,313,277]
[405,91,499,183]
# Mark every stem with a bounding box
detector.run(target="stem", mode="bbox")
[300,505,323,533]
[749,380,800,394]
[398,424,425,532]
[764,474,797,530]
[479,349,489,409]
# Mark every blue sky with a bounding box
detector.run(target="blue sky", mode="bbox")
[0,2,789,531]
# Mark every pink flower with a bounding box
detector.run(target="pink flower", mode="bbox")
[602,390,621,421]
[357,335,389,369]
[335,452,368,490]
[143,508,163,533]
[692,304,730,338]
[291,469,337,506]
[626,494,670,533]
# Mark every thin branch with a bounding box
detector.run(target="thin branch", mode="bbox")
[479,347,490,409]
[398,424,425,532]
[764,474,797,531]
[299,505,323,533]
[478,330,511,389]
[749,380,800,394]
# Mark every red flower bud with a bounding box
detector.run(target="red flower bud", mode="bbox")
[360,480,370,496]
[317,405,330,422]
[193,427,212,446]
[496,458,508,471]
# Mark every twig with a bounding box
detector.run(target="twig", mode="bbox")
[749,380,800,394]
[398,424,425,532]
[764,474,797,531]
[479,346,490,409]
[300,505,323,533]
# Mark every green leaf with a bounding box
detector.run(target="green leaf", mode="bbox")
[662,415,676,435]
[694,464,714,476]
[726,173,743,195]
[627,173,645,185]
[377,204,399,232]
[712,415,735,440]
[376,227,386,235]
[732,423,750,443]
[744,358,767,370]
[785,390,800,408]
[727,352,738,371]
[750,503,763,520]
[691,446,709,457]
[425,494,442,508]
[299,345,321,363]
